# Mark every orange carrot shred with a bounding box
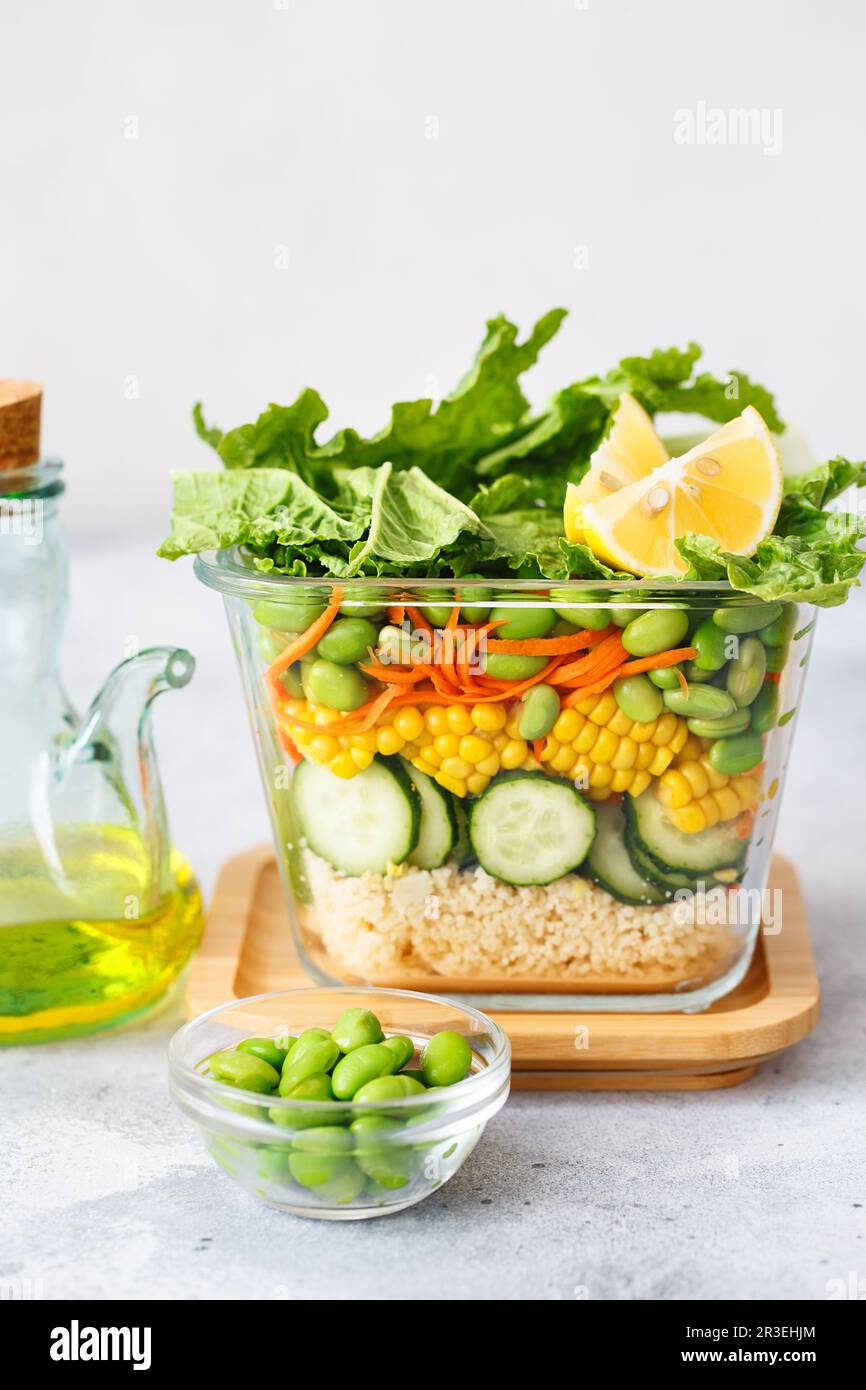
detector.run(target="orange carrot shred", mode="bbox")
[616,646,698,677]
[266,586,344,688]
[674,666,690,696]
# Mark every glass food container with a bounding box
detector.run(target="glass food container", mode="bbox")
[196,553,813,1012]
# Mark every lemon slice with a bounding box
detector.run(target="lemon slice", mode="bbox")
[564,393,668,543]
[578,406,783,577]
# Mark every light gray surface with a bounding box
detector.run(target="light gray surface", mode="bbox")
[1,536,865,1301]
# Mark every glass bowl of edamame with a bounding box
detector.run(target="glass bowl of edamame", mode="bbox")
[169,987,510,1219]
[195,559,816,1013]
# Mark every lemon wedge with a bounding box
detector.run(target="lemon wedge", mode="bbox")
[564,393,668,543]
[578,406,783,577]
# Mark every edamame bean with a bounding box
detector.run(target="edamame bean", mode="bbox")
[256,1146,290,1183]
[609,607,634,627]
[306,658,371,711]
[518,684,561,740]
[457,577,493,623]
[648,665,682,690]
[612,675,663,723]
[289,1127,354,1188]
[279,664,305,698]
[270,1072,343,1129]
[712,602,783,634]
[316,1162,366,1204]
[421,1030,472,1087]
[759,605,797,647]
[663,685,736,719]
[209,1050,279,1094]
[482,652,548,681]
[622,609,689,657]
[237,1037,288,1070]
[316,618,378,665]
[253,599,326,631]
[751,681,780,734]
[352,1115,414,1189]
[686,708,751,738]
[256,627,297,663]
[401,1068,427,1086]
[549,589,610,631]
[683,661,719,683]
[278,1037,340,1095]
[353,1074,427,1103]
[331,1043,397,1100]
[379,1035,415,1071]
[487,601,557,641]
[282,1027,330,1067]
[726,636,767,707]
[764,645,789,674]
[708,731,765,774]
[690,617,728,671]
[340,604,384,619]
[418,604,454,628]
[331,1007,384,1054]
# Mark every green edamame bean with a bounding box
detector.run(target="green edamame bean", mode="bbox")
[764,645,789,674]
[419,604,454,628]
[278,1037,340,1095]
[269,1072,343,1129]
[282,1027,330,1068]
[353,1074,427,1103]
[759,604,797,647]
[751,681,780,734]
[482,652,548,681]
[379,1035,415,1071]
[340,604,384,618]
[712,602,783,634]
[686,709,751,738]
[622,609,689,657]
[663,685,736,719]
[316,618,379,665]
[289,1127,354,1188]
[683,661,720,683]
[253,599,326,631]
[237,1037,288,1070]
[256,627,298,663]
[306,658,371,711]
[648,665,682,690]
[549,589,610,631]
[279,664,305,698]
[457,577,493,623]
[612,675,663,723]
[354,1143,413,1189]
[708,731,765,775]
[487,601,557,641]
[609,607,634,627]
[726,636,767,707]
[331,1043,397,1100]
[518,684,561,740]
[208,1049,279,1094]
[256,1146,290,1183]
[421,1030,472,1087]
[316,1162,366,1204]
[690,617,729,671]
[330,1007,384,1053]
[401,1068,427,1086]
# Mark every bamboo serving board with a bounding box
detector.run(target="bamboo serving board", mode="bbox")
[187,849,819,1090]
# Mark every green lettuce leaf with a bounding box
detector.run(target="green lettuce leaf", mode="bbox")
[782,454,866,510]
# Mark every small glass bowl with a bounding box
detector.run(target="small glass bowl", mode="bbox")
[168,987,511,1220]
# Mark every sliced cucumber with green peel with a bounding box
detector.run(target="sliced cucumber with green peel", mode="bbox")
[626,830,706,898]
[452,797,472,867]
[293,756,419,876]
[400,759,458,870]
[586,802,663,905]
[625,789,745,875]
[468,771,596,886]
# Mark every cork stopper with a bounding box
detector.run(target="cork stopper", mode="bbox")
[0,380,42,471]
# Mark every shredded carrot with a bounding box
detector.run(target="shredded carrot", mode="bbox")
[736,809,755,840]
[562,667,622,704]
[277,728,304,762]
[766,671,781,684]
[485,625,616,657]
[532,738,546,761]
[556,632,626,684]
[674,666,690,696]
[616,646,698,677]
[359,661,427,685]
[446,606,460,631]
[457,627,486,694]
[405,606,434,635]
[387,605,405,625]
[266,586,344,689]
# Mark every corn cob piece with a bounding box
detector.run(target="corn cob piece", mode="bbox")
[656,749,762,833]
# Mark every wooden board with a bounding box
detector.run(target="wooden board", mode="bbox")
[186,848,819,1090]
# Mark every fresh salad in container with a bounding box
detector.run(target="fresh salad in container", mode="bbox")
[162,311,865,1010]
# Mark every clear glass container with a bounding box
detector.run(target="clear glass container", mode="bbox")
[196,551,814,1012]
[0,462,203,1042]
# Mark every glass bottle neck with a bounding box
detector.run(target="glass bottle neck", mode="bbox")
[0,468,67,684]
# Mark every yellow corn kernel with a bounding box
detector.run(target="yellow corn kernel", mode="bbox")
[590,726,619,765]
[356,729,379,751]
[376,726,406,757]
[500,739,528,770]
[574,721,599,754]
[308,733,340,763]
[589,760,614,788]
[493,732,509,751]
[314,706,342,726]
[419,747,442,769]
[657,768,693,808]
[552,709,580,743]
[434,733,460,759]
[669,721,689,755]
[629,770,652,797]
[522,754,541,771]
[459,734,491,765]
[629,718,657,743]
[651,711,678,746]
[676,732,704,763]
[611,736,637,771]
[505,711,523,739]
[608,708,634,737]
[572,758,591,786]
[329,750,360,779]
[672,803,707,834]
[284,698,307,718]
[423,707,449,736]
[586,786,612,801]
[636,743,657,770]
[574,694,597,716]
[647,746,674,777]
[392,707,424,741]
[414,755,441,779]
[466,772,490,795]
[441,755,473,780]
[445,704,474,736]
[731,775,760,808]
[714,867,740,884]
[540,737,561,763]
[711,786,741,821]
[610,768,635,793]
[476,752,501,778]
[435,771,467,797]
[471,702,507,733]
[588,692,618,725]
[551,745,577,774]
[696,793,720,828]
[350,746,374,770]
[699,754,729,790]
[678,760,710,800]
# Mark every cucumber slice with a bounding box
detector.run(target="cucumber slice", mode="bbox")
[400,759,458,869]
[293,756,419,876]
[625,789,745,875]
[585,803,664,905]
[625,830,704,899]
[468,771,596,886]
[451,797,472,867]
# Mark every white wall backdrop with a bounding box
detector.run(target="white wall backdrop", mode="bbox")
[2,0,865,537]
